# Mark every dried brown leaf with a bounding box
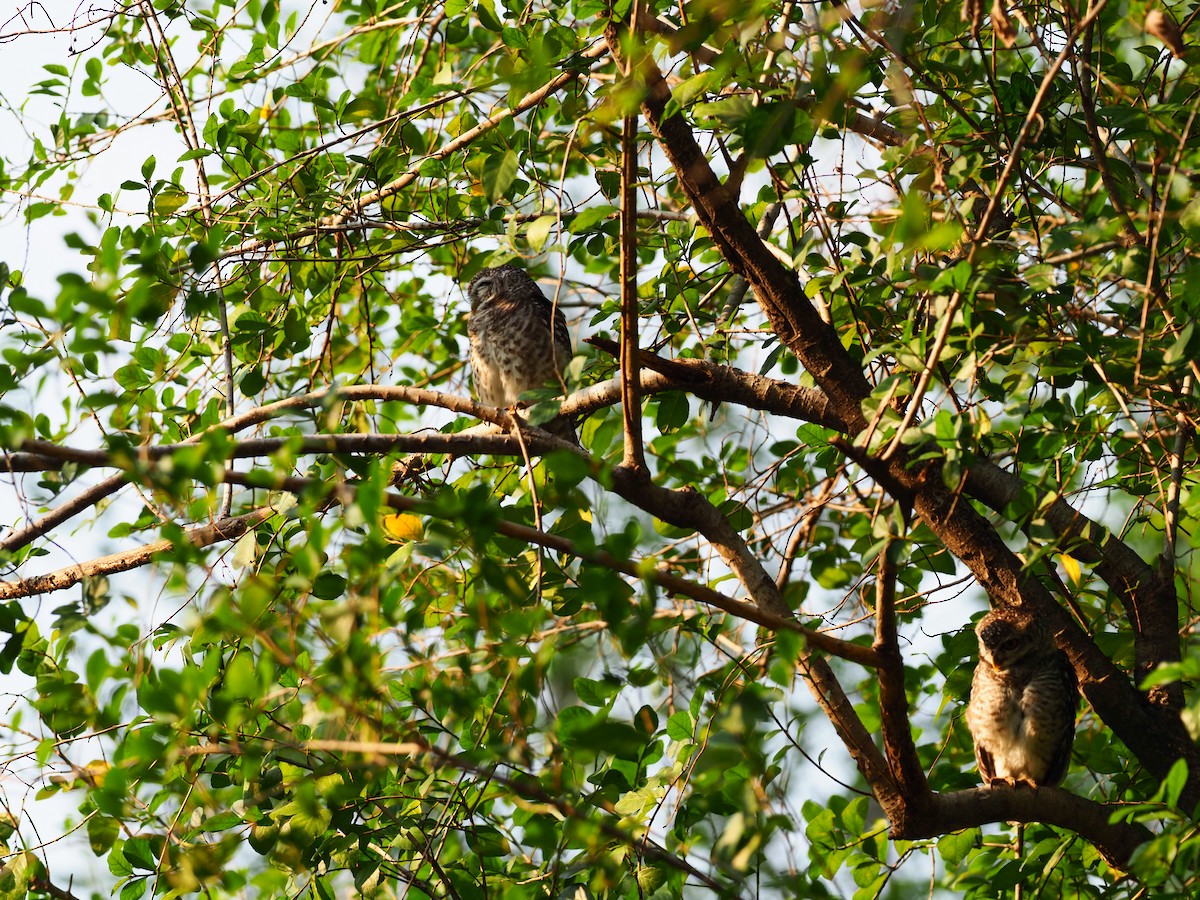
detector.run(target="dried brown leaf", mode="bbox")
[991,0,1018,47]
[1146,9,1187,59]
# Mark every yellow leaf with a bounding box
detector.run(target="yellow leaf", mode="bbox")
[81,759,110,786]
[1060,552,1082,585]
[232,531,258,569]
[382,513,424,543]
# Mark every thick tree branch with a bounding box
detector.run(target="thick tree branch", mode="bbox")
[5,365,844,556]
[890,786,1150,869]
[585,336,847,430]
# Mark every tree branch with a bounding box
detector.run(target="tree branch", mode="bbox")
[583,337,847,430]
[612,18,647,474]
[890,786,1150,869]
[229,472,880,665]
[873,539,929,799]
[612,0,1196,836]
[0,508,273,600]
[0,473,129,554]
[604,19,874,427]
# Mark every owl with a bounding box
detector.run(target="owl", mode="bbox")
[965,607,1078,788]
[466,265,577,443]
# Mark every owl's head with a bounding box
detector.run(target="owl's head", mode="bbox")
[975,608,1052,671]
[467,265,537,310]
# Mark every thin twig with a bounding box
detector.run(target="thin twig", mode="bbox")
[613,15,647,473]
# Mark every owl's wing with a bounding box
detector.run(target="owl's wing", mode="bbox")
[975,742,997,784]
[1041,650,1079,786]
[550,305,571,367]
[967,666,997,784]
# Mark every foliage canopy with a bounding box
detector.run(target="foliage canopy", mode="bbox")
[3,0,1200,896]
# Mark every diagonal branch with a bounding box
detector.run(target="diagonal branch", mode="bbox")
[0,508,274,601]
[0,472,128,554]
[604,19,874,427]
[0,465,878,667]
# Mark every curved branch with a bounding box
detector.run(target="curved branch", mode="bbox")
[890,786,1150,869]
[610,1,1199,832]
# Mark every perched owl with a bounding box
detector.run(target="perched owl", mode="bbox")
[466,265,577,443]
[966,607,1078,788]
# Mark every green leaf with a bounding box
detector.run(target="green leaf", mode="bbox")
[1164,758,1189,809]
[153,187,188,215]
[654,391,689,433]
[568,204,616,233]
[88,814,120,855]
[938,828,978,865]
[526,214,556,250]
[574,674,622,707]
[482,149,519,202]
[122,835,161,871]
[476,0,503,31]
[0,852,40,900]
[666,709,695,741]
[1163,320,1195,366]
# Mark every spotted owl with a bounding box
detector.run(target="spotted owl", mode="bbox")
[466,265,576,443]
[965,607,1078,788]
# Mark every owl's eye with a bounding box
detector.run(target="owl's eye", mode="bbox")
[1000,637,1019,652]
